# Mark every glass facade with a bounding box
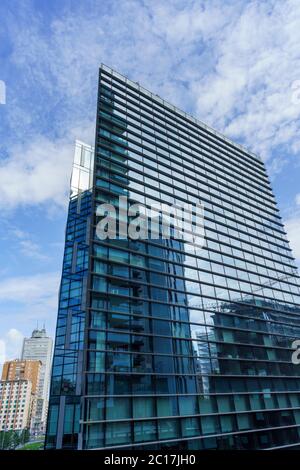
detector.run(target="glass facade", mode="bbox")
[46,65,300,450]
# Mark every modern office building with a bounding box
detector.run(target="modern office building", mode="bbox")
[0,379,34,431]
[21,328,53,434]
[46,65,300,450]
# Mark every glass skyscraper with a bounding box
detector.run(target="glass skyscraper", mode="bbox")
[45,65,300,450]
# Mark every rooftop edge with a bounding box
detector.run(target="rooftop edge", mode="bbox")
[99,63,263,165]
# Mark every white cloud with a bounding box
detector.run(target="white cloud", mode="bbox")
[2,0,300,210]
[0,329,24,369]
[0,272,60,304]
[0,0,300,352]
[0,136,73,209]
[0,272,60,343]
[5,224,50,261]
[0,221,59,265]
[19,239,49,262]
[285,216,300,266]
[191,1,300,161]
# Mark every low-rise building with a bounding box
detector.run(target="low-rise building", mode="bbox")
[0,379,33,431]
[1,359,41,433]
[1,359,41,394]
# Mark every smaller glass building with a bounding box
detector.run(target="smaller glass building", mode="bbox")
[45,141,94,449]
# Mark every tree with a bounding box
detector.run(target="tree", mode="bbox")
[12,431,20,449]
[0,430,14,449]
[0,428,30,449]
[0,431,5,450]
[19,428,30,445]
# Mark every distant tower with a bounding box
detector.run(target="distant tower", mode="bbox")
[21,328,53,434]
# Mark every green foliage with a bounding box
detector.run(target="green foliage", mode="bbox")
[0,428,30,450]
[19,428,30,445]
[16,441,44,451]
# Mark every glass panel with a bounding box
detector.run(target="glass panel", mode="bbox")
[181,417,200,437]
[106,397,131,420]
[133,397,155,419]
[134,420,157,442]
[158,419,179,439]
[106,422,131,445]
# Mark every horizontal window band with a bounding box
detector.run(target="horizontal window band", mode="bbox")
[93,173,288,254]
[97,108,273,207]
[99,70,265,171]
[90,233,298,286]
[82,370,300,379]
[96,136,280,229]
[88,261,300,298]
[88,284,300,312]
[81,405,300,425]
[81,348,297,364]
[85,289,300,320]
[86,324,300,348]
[82,390,300,398]
[85,303,300,330]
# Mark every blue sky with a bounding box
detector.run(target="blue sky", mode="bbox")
[0,0,300,363]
